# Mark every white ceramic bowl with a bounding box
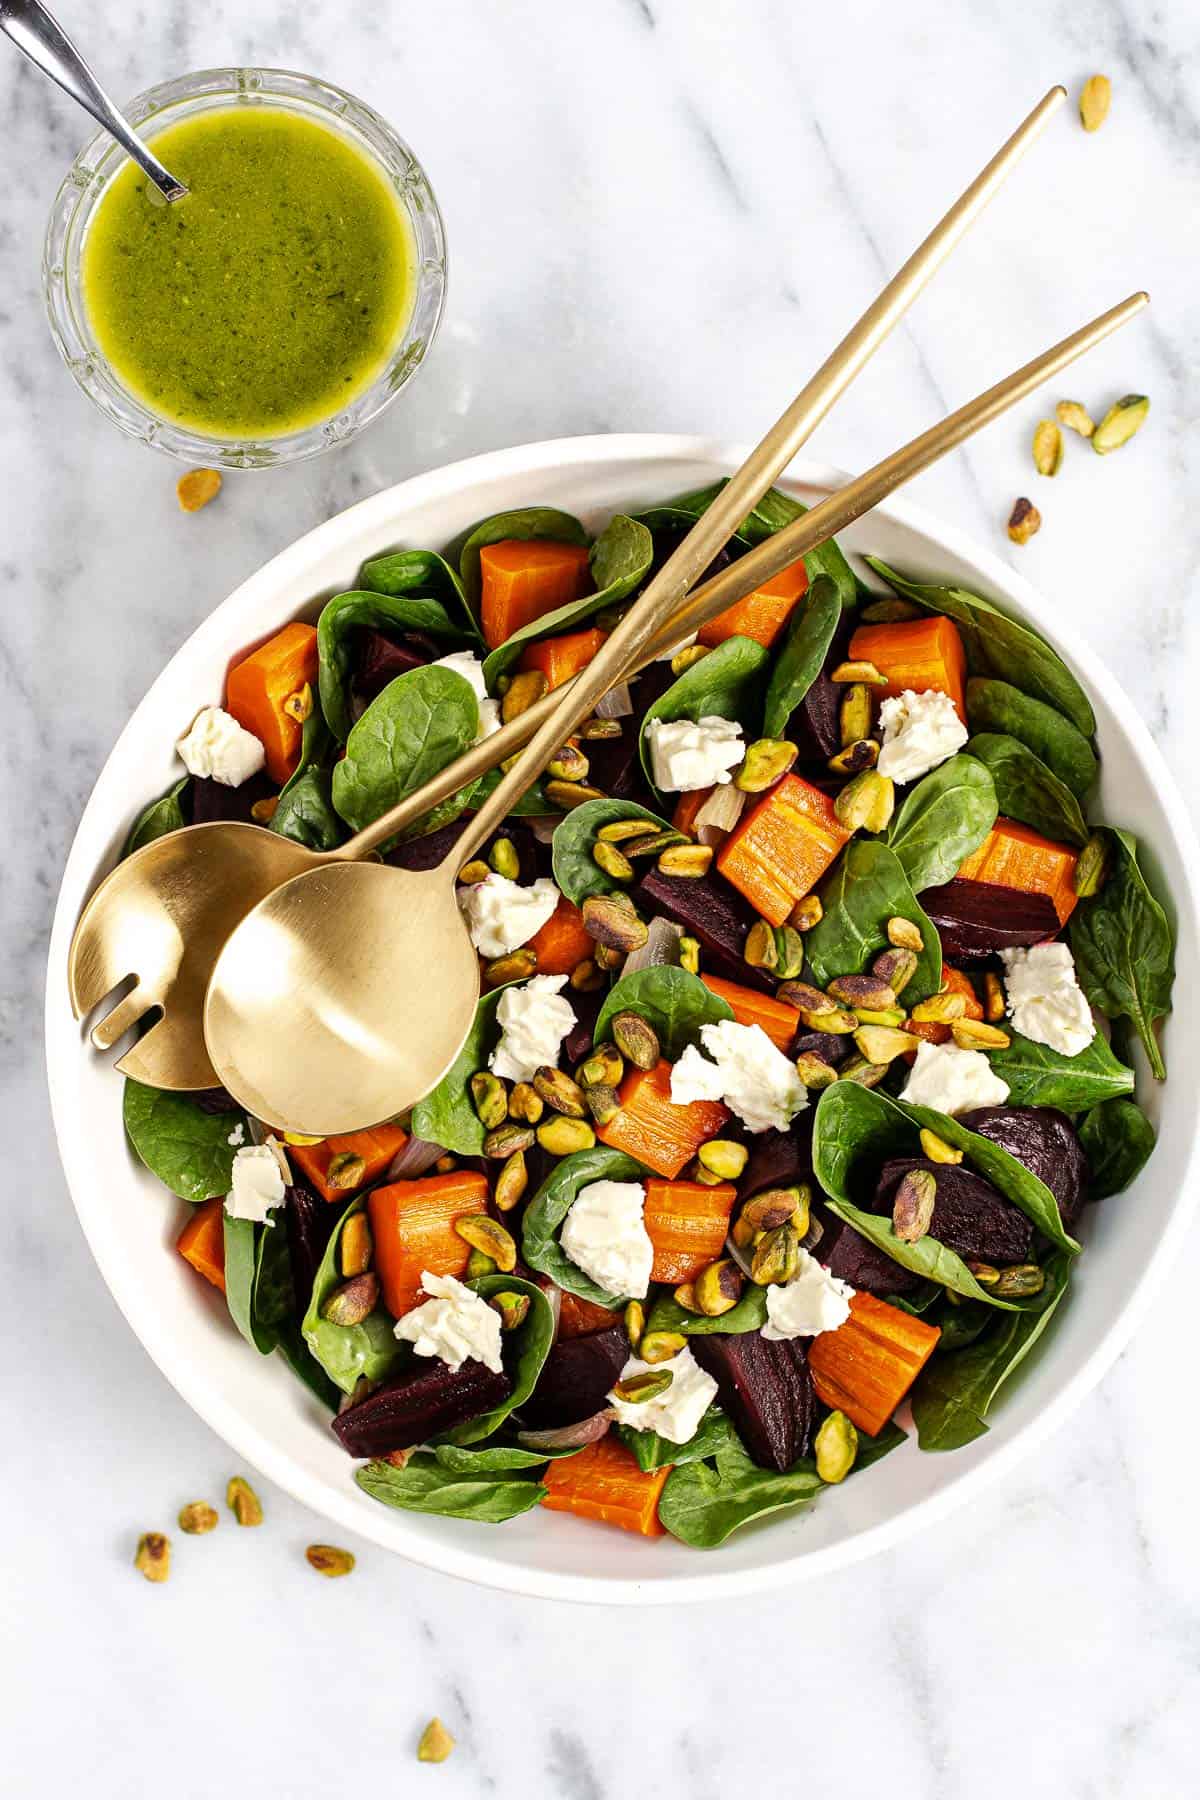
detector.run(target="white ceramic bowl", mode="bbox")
[46,435,1200,1604]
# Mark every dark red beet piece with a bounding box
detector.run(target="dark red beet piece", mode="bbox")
[638,868,774,992]
[787,613,853,762]
[332,1359,511,1457]
[352,628,435,701]
[959,1105,1088,1229]
[285,1184,338,1313]
[191,1086,241,1114]
[691,1331,815,1472]
[386,817,540,885]
[812,1203,924,1296]
[563,984,604,1066]
[921,878,1060,961]
[190,769,277,826]
[582,733,657,809]
[793,1028,851,1069]
[740,1122,814,1202]
[515,1323,629,1429]
[875,1157,1033,1263]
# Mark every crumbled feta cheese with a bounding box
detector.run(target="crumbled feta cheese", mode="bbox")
[431,651,502,742]
[177,705,266,787]
[762,1249,855,1340]
[457,872,560,957]
[876,688,968,784]
[224,1143,286,1223]
[560,1179,653,1299]
[226,1122,245,1148]
[393,1271,504,1373]
[489,974,576,1083]
[671,1020,807,1133]
[1001,942,1096,1057]
[899,1040,1010,1115]
[645,714,745,792]
[608,1346,718,1443]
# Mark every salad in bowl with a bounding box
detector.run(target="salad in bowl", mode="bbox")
[111,474,1174,1552]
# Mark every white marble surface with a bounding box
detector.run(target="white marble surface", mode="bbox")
[4,1,1199,1793]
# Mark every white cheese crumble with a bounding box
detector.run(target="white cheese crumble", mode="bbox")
[1001,942,1096,1057]
[608,1346,718,1443]
[645,714,745,792]
[226,1122,245,1148]
[489,974,576,1084]
[224,1143,286,1223]
[559,1179,653,1299]
[393,1271,504,1373]
[671,1019,807,1133]
[457,872,560,957]
[876,688,968,784]
[431,651,502,742]
[763,1249,855,1340]
[900,1040,1010,1115]
[177,705,266,787]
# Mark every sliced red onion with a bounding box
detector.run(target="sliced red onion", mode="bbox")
[695,783,746,847]
[621,915,683,975]
[387,1135,446,1180]
[517,1409,615,1453]
[594,681,634,718]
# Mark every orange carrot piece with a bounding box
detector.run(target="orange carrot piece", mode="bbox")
[849,615,968,720]
[644,1179,737,1283]
[519,626,608,689]
[225,621,319,783]
[541,1435,670,1535]
[905,966,984,1047]
[478,540,592,649]
[672,787,712,837]
[177,1197,227,1294]
[698,557,809,649]
[699,973,800,1053]
[368,1172,488,1319]
[557,1293,625,1339]
[808,1293,941,1437]
[955,817,1080,925]
[289,1124,410,1204]
[597,1059,729,1180]
[526,894,594,976]
[716,773,851,926]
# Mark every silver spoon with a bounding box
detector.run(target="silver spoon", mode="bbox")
[0,0,187,202]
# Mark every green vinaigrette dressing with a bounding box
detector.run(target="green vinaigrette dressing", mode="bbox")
[81,107,416,438]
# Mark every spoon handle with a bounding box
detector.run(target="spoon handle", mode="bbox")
[0,0,187,201]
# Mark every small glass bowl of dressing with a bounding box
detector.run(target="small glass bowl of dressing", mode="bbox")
[43,67,447,468]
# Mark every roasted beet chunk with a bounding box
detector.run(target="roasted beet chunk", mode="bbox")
[813,1203,924,1296]
[875,1157,1033,1264]
[786,613,853,762]
[285,1184,339,1311]
[386,817,540,885]
[515,1323,629,1430]
[638,867,774,991]
[352,627,443,701]
[959,1105,1088,1229]
[740,1121,815,1202]
[580,732,657,810]
[563,983,604,1066]
[921,878,1060,961]
[792,1028,852,1071]
[332,1359,512,1458]
[691,1331,815,1471]
[190,769,277,826]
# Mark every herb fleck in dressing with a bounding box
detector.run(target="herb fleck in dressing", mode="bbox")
[82,108,415,438]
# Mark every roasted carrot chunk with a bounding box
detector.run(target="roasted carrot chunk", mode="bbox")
[225,621,319,783]
[557,1293,625,1339]
[848,614,967,720]
[526,894,594,976]
[177,1197,227,1294]
[519,626,608,689]
[672,786,712,838]
[289,1124,409,1204]
[368,1172,488,1319]
[905,966,984,1047]
[597,1059,729,1180]
[698,557,809,649]
[955,816,1080,925]
[808,1293,941,1437]
[478,540,592,649]
[699,973,800,1052]
[541,1435,670,1535]
[643,1179,737,1284]
[716,773,851,925]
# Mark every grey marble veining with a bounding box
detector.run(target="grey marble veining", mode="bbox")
[3,2,1199,1794]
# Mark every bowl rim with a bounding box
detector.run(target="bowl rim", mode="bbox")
[45,432,1200,1604]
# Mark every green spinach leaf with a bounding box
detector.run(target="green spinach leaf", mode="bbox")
[481,514,653,686]
[302,1198,400,1394]
[123,778,188,856]
[440,1274,556,1446]
[411,985,510,1156]
[987,1029,1134,1111]
[805,839,942,1002]
[965,733,1088,848]
[317,570,468,742]
[270,708,344,851]
[594,966,733,1061]
[1069,829,1175,1080]
[223,1214,340,1404]
[521,1147,648,1307]
[865,558,1095,736]
[663,480,859,608]
[639,634,769,803]
[763,574,842,738]
[884,754,997,892]
[965,677,1097,799]
[620,1405,741,1472]
[911,1251,1071,1450]
[431,1442,575,1472]
[356,1456,545,1521]
[123,1080,248,1203]
[457,506,589,629]
[551,796,671,906]
[1079,1097,1156,1198]
[644,1284,768,1338]
[222,1214,271,1352]
[331,664,479,833]
[358,545,473,623]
